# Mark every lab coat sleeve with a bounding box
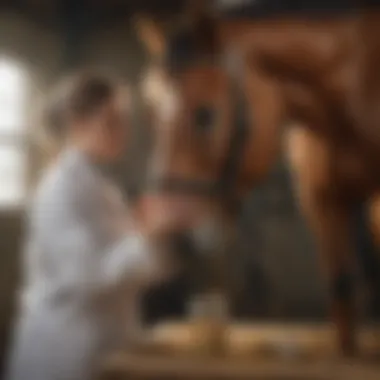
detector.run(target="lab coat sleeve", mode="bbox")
[30,154,169,302]
[42,219,161,301]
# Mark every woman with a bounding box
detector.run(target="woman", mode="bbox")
[6,72,194,380]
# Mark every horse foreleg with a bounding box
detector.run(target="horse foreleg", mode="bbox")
[286,127,357,356]
[366,196,380,317]
[303,196,357,356]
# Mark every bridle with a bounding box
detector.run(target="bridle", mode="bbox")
[150,26,250,215]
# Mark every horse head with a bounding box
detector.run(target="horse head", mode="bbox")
[136,1,285,258]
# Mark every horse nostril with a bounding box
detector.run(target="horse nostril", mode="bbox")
[171,232,196,256]
[168,232,203,270]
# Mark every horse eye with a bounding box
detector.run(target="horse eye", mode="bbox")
[194,106,215,132]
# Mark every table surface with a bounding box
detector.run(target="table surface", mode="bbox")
[100,322,380,380]
[102,352,380,380]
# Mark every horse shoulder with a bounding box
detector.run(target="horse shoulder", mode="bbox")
[285,125,333,198]
[368,195,380,250]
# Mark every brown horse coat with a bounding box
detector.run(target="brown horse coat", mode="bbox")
[137,6,380,355]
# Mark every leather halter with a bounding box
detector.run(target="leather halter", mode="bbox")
[151,27,250,214]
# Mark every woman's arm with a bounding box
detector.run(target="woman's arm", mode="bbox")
[29,166,186,302]
[31,185,170,305]
[39,215,166,303]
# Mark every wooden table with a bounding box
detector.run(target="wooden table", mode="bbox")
[99,322,380,380]
[100,353,380,380]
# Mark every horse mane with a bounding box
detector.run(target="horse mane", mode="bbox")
[217,0,367,20]
[164,0,364,75]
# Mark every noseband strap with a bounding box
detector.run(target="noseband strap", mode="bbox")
[218,65,249,201]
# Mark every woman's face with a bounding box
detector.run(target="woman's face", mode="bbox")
[90,89,130,161]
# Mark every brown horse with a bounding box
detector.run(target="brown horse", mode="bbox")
[136,3,380,356]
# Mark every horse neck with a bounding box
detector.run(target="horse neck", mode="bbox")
[218,16,356,192]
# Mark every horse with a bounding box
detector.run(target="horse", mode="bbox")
[136,2,380,356]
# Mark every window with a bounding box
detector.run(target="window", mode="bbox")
[0,58,28,208]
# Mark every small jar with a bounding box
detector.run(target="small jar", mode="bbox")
[187,293,229,356]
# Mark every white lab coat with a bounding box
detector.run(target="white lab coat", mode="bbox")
[5,148,160,380]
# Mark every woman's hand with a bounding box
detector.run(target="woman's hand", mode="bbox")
[135,194,199,241]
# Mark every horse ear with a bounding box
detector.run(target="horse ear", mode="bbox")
[134,15,167,58]
[186,0,220,55]
[185,0,210,18]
